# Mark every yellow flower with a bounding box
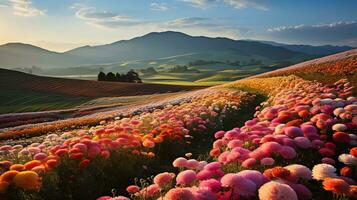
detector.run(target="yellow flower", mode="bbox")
[13,171,42,190]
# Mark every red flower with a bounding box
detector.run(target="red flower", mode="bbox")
[350,147,357,157]
[333,132,350,143]
[340,166,352,177]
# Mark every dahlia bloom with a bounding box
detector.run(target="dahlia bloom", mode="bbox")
[199,179,221,192]
[312,164,337,180]
[126,185,140,193]
[258,181,298,200]
[173,157,187,168]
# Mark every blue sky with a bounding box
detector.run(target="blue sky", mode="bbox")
[0,0,356,51]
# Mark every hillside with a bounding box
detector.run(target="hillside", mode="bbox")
[0,31,310,69]
[0,68,203,113]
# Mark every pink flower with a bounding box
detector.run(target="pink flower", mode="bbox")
[294,137,311,149]
[260,157,275,166]
[173,157,187,168]
[176,170,197,186]
[284,126,303,138]
[278,146,297,159]
[203,162,221,171]
[126,185,140,193]
[260,142,282,154]
[186,159,200,169]
[197,170,213,180]
[154,172,175,188]
[242,158,257,168]
[214,131,225,139]
[163,188,196,200]
[227,140,243,149]
[199,179,221,192]
[237,170,269,187]
[192,187,216,200]
[138,184,160,198]
[258,181,298,200]
[221,173,257,197]
[33,153,47,161]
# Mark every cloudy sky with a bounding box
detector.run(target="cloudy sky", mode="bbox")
[0,0,356,51]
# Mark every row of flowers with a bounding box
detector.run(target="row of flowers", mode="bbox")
[104,77,356,200]
[0,89,255,195]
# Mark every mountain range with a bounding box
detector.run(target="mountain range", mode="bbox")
[0,31,353,70]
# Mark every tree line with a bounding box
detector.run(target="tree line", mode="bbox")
[98,70,142,83]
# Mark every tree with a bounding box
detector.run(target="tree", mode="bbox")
[98,71,106,81]
[106,72,116,82]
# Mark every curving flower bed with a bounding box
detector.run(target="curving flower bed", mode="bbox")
[104,77,357,200]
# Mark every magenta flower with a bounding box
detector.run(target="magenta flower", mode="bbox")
[176,170,197,186]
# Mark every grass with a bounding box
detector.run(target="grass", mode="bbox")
[0,89,91,114]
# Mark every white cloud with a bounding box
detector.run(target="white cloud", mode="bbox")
[72,5,146,28]
[9,0,45,17]
[180,0,268,10]
[150,3,169,11]
[166,17,215,28]
[268,21,357,46]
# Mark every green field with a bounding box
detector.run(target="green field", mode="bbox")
[0,89,91,114]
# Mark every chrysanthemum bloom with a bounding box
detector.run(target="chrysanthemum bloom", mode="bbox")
[220,173,257,197]
[284,126,303,138]
[196,170,213,180]
[154,172,175,188]
[24,160,42,170]
[340,166,352,177]
[350,147,357,157]
[163,187,196,200]
[10,164,25,171]
[333,132,351,143]
[260,142,282,154]
[349,185,357,198]
[0,170,19,182]
[294,137,311,149]
[138,184,160,198]
[323,178,350,195]
[270,167,291,179]
[79,159,90,168]
[199,179,221,192]
[192,187,216,200]
[237,170,269,187]
[126,185,140,194]
[284,164,312,180]
[186,159,200,169]
[173,157,187,168]
[176,170,197,186]
[242,158,257,168]
[258,181,298,200]
[13,171,41,190]
[214,131,225,139]
[338,154,357,166]
[312,164,337,180]
[142,139,155,148]
[332,124,348,132]
[97,196,130,200]
[261,157,275,166]
[210,148,221,157]
[278,146,297,159]
[319,148,335,157]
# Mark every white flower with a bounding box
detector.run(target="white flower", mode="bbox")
[338,154,357,166]
[284,164,312,180]
[312,164,337,180]
[332,124,348,132]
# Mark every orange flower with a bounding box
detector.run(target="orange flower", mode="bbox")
[24,160,42,170]
[340,166,352,177]
[10,164,25,171]
[13,171,42,190]
[323,178,350,195]
[270,167,291,179]
[350,147,357,157]
[0,170,19,182]
[46,159,59,168]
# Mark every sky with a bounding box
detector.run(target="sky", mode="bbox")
[0,0,356,52]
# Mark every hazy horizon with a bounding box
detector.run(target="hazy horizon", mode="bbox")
[1,0,357,52]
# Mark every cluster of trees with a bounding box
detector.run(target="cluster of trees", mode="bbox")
[168,65,200,73]
[98,70,142,83]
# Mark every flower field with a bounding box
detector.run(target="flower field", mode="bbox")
[98,76,356,200]
[0,71,356,199]
[0,89,259,199]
